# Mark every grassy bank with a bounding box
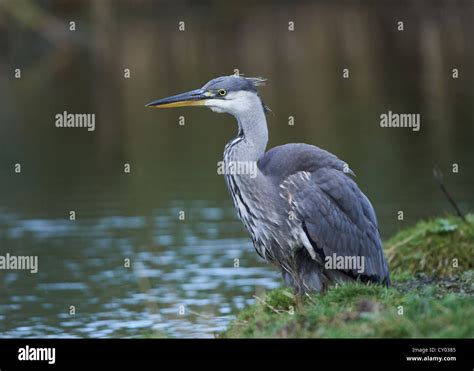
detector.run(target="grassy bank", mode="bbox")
[221,215,474,338]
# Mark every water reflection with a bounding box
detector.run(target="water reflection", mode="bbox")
[0,202,280,338]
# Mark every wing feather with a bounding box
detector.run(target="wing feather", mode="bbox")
[267,145,390,283]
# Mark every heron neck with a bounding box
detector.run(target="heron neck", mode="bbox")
[232,107,268,162]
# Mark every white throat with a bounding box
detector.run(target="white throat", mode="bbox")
[207,91,269,161]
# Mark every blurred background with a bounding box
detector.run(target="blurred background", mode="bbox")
[0,0,473,338]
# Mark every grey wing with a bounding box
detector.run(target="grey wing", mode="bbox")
[259,143,355,181]
[280,165,390,284]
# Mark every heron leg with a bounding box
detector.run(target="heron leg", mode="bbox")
[295,292,304,309]
[281,271,305,308]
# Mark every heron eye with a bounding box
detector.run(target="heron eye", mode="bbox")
[217,89,227,97]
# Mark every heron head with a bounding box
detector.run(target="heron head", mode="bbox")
[146,75,268,116]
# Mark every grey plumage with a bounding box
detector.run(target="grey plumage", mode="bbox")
[203,76,266,92]
[147,75,391,294]
[259,144,390,291]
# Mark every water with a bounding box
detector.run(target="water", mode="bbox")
[0,1,473,337]
[0,201,280,338]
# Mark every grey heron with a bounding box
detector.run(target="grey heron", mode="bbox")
[146,75,390,295]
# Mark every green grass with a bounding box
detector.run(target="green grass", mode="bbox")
[222,273,474,338]
[222,215,474,338]
[385,214,474,276]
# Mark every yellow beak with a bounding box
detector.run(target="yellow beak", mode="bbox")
[146,89,208,109]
